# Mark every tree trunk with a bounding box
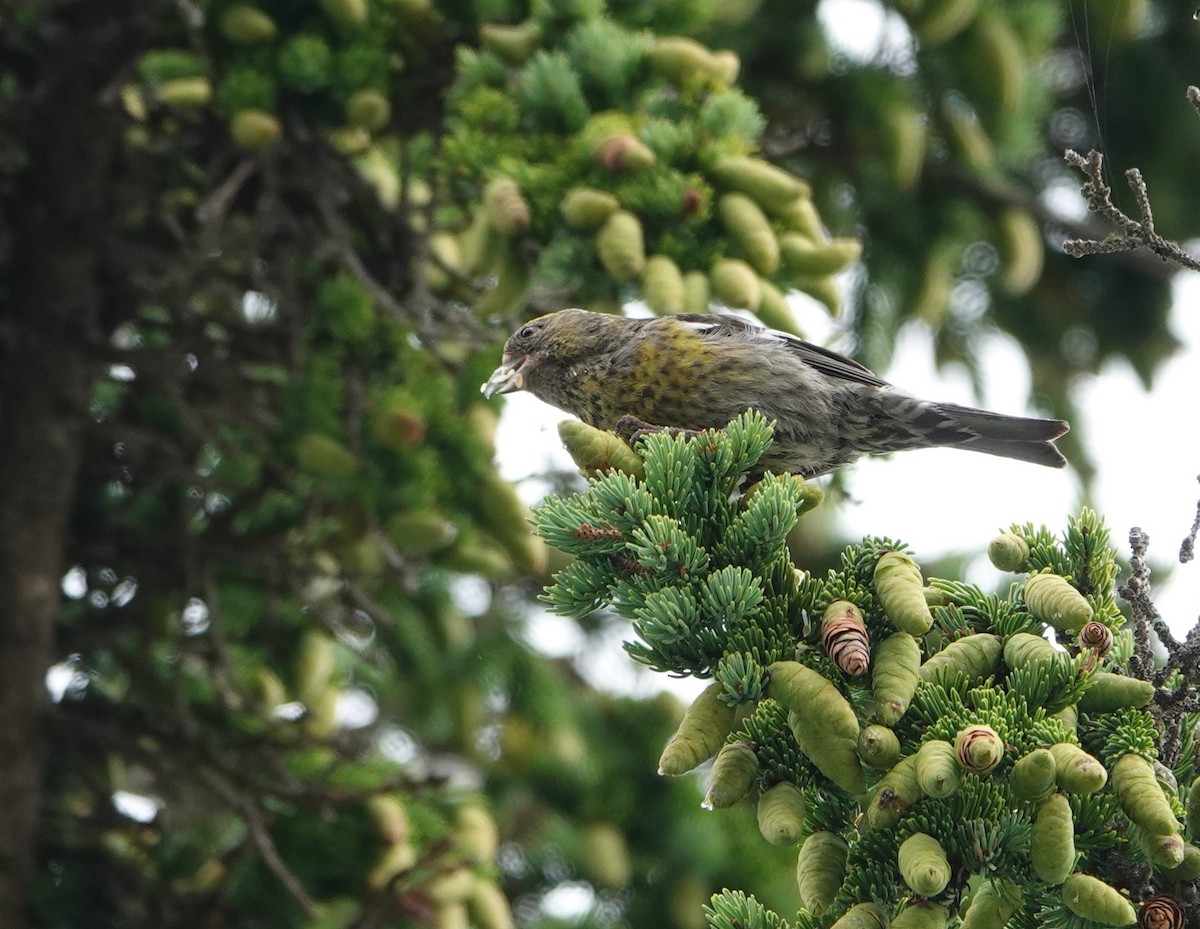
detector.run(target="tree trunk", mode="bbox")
[0,5,143,922]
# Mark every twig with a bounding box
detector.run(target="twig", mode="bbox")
[224,785,320,918]
[1062,148,1200,272]
[1120,527,1160,681]
[1181,475,1200,564]
[196,160,257,226]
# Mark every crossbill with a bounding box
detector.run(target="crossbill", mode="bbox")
[481,309,1068,477]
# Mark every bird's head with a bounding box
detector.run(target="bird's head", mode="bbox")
[481,308,613,398]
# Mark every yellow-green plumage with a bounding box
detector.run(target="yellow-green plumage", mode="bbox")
[483,309,1070,478]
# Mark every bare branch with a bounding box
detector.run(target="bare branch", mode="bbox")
[1120,527,1160,680]
[1182,475,1200,564]
[1063,147,1200,272]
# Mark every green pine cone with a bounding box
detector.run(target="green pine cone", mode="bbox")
[874,550,933,635]
[658,681,735,776]
[1030,793,1075,884]
[873,631,921,725]
[898,832,951,896]
[795,831,847,914]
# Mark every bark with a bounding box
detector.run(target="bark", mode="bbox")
[0,4,145,922]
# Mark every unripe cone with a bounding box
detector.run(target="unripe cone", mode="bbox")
[560,187,619,230]
[943,98,995,171]
[318,0,368,27]
[872,631,921,725]
[387,510,458,554]
[892,902,949,929]
[1134,824,1185,868]
[858,725,900,769]
[710,258,761,310]
[1003,631,1062,670]
[865,755,922,831]
[682,271,710,314]
[874,550,933,635]
[479,21,541,65]
[346,89,391,131]
[987,532,1029,571]
[996,206,1043,295]
[596,134,656,173]
[477,470,544,573]
[642,255,685,314]
[1061,874,1136,926]
[718,193,780,274]
[423,232,462,295]
[882,103,927,189]
[1077,672,1154,713]
[959,879,1017,929]
[898,832,950,896]
[704,740,759,809]
[658,681,735,775]
[1053,703,1078,732]
[596,211,645,282]
[582,822,632,888]
[821,600,870,676]
[755,279,801,335]
[795,831,847,914]
[794,274,843,315]
[920,633,1002,685]
[483,178,530,236]
[1024,571,1093,633]
[158,77,213,108]
[710,155,810,207]
[779,235,861,276]
[1164,843,1200,880]
[1010,748,1057,801]
[768,661,864,794]
[915,0,979,45]
[830,902,888,929]
[915,739,959,798]
[779,197,826,241]
[647,37,736,85]
[367,795,410,844]
[756,781,806,846]
[1112,753,1179,837]
[1187,774,1200,838]
[954,724,1002,774]
[456,804,500,861]
[973,10,1024,111]
[1050,742,1108,794]
[468,879,515,929]
[231,109,281,151]
[297,432,357,477]
[221,6,277,42]
[558,420,645,479]
[1030,793,1075,884]
[367,840,419,889]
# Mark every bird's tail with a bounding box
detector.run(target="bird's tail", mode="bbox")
[934,403,1069,468]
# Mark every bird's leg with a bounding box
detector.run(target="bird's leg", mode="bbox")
[614,414,699,446]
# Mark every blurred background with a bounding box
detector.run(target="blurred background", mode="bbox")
[1,0,1198,927]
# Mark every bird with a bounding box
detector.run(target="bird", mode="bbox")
[481,308,1068,478]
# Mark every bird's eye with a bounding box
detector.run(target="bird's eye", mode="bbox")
[519,325,537,338]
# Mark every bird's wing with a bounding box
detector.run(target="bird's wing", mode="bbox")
[672,313,888,388]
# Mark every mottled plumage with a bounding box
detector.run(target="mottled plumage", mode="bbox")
[482,309,1068,477]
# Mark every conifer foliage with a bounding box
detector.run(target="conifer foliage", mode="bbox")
[539,414,1198,928]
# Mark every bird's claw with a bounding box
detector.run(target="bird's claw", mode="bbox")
[615,415,697,446]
